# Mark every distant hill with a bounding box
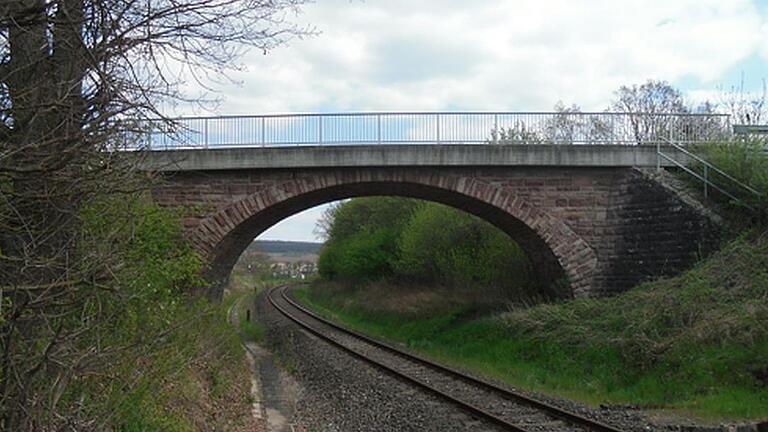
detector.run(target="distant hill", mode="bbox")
[252,240,323,255]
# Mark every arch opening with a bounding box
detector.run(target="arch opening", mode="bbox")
[192,178,596,301]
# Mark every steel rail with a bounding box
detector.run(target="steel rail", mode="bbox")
[657,152,750,207]
[267,286,526,432]
[267,285,627,432]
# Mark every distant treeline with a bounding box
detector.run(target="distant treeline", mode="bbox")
[251,240,322,255]
[318,197,543,299]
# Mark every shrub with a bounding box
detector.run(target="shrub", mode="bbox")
[396,203,533,293]
[17,195,251,430]
[320,228,398,281]
[318,197,540,301]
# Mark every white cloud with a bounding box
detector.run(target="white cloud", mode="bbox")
[258,204,332,242]
[761,16,768,60]
[187,0,766,240]
[191,0,765,115]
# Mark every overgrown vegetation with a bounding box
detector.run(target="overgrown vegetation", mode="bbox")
[2,196,256,429]
[689,137,768,216]
[229,286,268,345]
[318,197,544,301]
[0,1,311,428]
[299,231,768,420]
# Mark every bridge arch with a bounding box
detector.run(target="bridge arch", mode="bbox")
[187,171,598,300]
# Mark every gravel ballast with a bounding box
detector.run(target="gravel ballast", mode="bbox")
[257,290,509,432]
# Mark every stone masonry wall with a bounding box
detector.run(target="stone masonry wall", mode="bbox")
[151,166,720,299]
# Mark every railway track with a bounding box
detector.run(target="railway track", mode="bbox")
[267,285,628,432]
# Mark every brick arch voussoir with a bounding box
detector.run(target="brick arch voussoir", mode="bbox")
[189,173,597,293]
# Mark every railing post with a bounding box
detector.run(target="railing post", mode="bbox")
[204,118,209,149]
[668,120,673,144]
[494,114,499,142]
[703,165,709,199]
[261,116,266,147]
[377,114,382,144]
[318,115,323,144]
[656,139,661,172]
[436,114,441,144]
[148,122,153,150]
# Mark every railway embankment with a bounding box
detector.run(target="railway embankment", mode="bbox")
[290,230,768,429]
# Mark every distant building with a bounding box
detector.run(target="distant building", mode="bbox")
[270,261,318,279]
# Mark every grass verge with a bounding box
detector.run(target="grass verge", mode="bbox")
[232,289,267,343]
[106,298,258,431]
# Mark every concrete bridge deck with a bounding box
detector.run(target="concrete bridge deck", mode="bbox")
[143,144,686,172]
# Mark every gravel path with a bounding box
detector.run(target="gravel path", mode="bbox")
[227,295,268,432]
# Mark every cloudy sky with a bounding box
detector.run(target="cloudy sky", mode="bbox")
[193,0,768,242]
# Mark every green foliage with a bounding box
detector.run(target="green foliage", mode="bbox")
[396,203,534,296]
[501,231,768,368]
[326,197,419,242]
[232,290,267,343]
[320,228,398,281]
[689,137,768,216]
[52,196,251,430]
[319,197,418,281]
[240,318,267,343]
[82,195,204,295]
[103,297,248,431]
[318,197,539,300]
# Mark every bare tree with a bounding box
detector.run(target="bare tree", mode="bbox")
[611,79,689,144]
[492,121,545,144]
[543,102,582,144]
[490,103,613,145]
[314,201,343,241]
[0,0,311,429]
[719,76,767,126]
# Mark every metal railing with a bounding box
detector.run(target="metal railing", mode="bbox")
[657,137,762,210]
[129,112,731,150]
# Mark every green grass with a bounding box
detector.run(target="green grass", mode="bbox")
[239,314,267,343]
[103,298,255,431]
[294,232,768,422]
[227,286,268,343]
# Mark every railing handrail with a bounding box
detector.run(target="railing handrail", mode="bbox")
[130,111,732,150]
[147,111,730,122]
[661,138,762,197]
[657,137,763,211]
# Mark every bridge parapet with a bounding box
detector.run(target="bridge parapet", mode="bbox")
[142,144,692,172]
[131,112,730,150]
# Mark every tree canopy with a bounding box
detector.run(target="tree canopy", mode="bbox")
[317,197,542,300]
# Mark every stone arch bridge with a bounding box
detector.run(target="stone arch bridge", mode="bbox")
[145,143,718,300]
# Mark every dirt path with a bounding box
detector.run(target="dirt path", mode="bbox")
[231,293,303,432]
